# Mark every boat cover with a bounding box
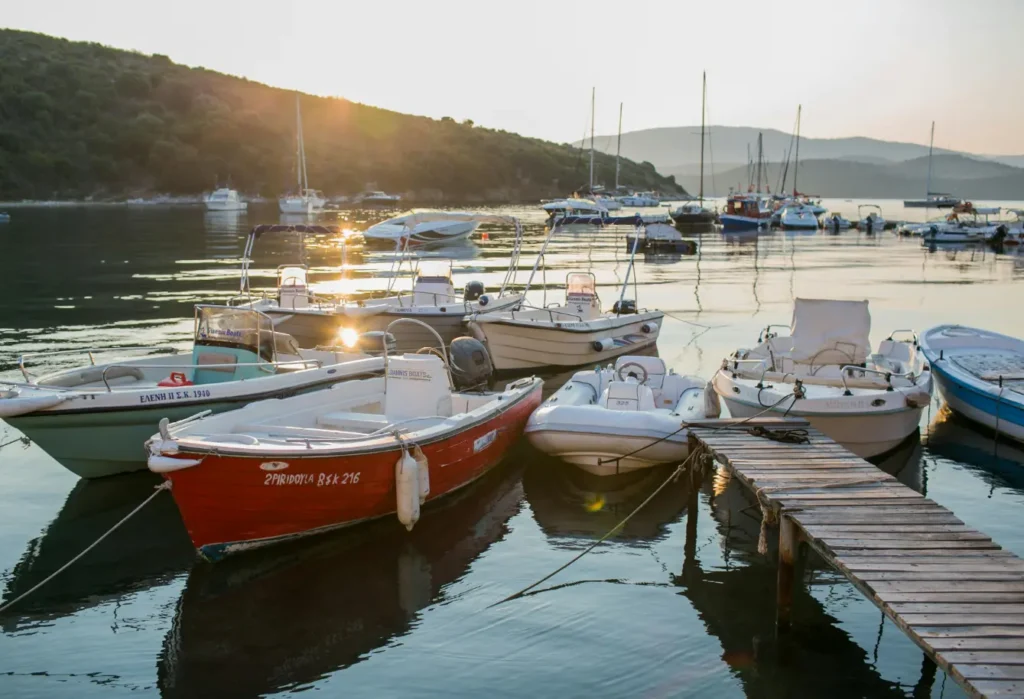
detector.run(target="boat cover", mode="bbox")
[789,298,871,365]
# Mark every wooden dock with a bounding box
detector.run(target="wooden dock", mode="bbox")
[688,418,1024,699]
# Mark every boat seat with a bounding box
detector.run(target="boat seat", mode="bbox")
[601,381,656,412]
[41,365,145,388]
[317,411,392,432]
[614,356,667,389]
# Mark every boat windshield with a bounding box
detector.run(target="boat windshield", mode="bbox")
[277,265,308,289]
[194,306,264,355]
[566,272,597,297]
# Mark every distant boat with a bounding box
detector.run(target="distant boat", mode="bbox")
[0,212,9,223]
[904,122,958,208]
[856,204,887,234]
[670,72,715,226]
[279,95,325,215]
[362,211,482,246]
[357,191,402,206]
[618,191,661,207]
[204,188,247,212]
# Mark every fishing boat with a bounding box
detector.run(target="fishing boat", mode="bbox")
[856,204,886,234]
[467,230,663,370]
[146,332,543,560]
[361,211,483,246]
[822,211,852,233]
[720,194,772,231]
[241,221,525,351]
[279,96,325,215]
[919,325,1024,443]
[0,305,384,479]
[204,188,247,212]
[779,205,820,230]
[525,355,716,475]
[904,122,958,208]
[712,298,932,458]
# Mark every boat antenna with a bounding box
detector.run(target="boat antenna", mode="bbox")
[699,71,705,207]
[926,121,935,198]
[793,105,801,196]
[295,95,304,193]
[617,221,643,312]
[615,102,623,190]
[523,226,558,296]
[589,87,596,194]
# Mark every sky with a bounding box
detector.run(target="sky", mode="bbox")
[4,0,1024,154]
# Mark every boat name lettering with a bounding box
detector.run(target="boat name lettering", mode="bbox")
[139,388,212,404]
[388,369,431,381]
[825,399,868,409]
[473,429,497,453]
[263,471,360,486]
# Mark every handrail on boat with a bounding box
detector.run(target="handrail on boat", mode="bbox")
[886,329,918,344]
[99,358,323,392]
[838,364,919,395]
[18,346,181,382]
[382,318,454,391]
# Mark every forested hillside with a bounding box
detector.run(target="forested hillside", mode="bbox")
[0,30,683,201]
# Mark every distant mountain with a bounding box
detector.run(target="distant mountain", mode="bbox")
[675,157,1024,200]
[0,30,683,201]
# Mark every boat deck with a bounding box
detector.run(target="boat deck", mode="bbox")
[688,418,1024,699]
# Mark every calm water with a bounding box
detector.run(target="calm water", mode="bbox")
[2,200,1024,698]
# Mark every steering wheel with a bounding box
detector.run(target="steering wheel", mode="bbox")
[616,361,649,384]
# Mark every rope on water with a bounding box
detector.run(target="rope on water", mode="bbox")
[490,448,702,608]
[660,311,723,330]
[0,481,172,614]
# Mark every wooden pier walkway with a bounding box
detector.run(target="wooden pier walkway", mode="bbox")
[688,418,1024,699]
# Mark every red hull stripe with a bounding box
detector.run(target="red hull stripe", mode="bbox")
[162,382,542,558]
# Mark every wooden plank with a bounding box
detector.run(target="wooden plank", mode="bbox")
[918,626,1024,639]
[928,638,1024,651]
[837,550,1013,558]
[780,499,938,509]
[873,581,1024,593]
[796,514,965,525]
[687,417,810,428]
[960,679,1024,695]
[772,489,923,499]
[803,526,981,536]
[742,472,897,481]
[900,615,1024,627]
[942,651,1024,665]
[880,593,1024,603]
[839,562,1024,573]
[861,572,1024,583]
[954,665,1024,680]
[889,604,1024,615]
[826,540,1001,551]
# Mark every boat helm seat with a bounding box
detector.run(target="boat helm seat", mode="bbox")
[601,381,656,412]
[614,356,667,389]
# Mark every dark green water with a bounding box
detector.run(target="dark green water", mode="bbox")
[1,202,1024,697]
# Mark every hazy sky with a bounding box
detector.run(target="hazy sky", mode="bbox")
[5,0,1023,154]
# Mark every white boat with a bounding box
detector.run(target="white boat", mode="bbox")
[594,195,622,211]
[618,192,661,207]
[204,188,247,212]
[779,205,820,230]
[669,202,716,225]
[624,222,697,253]
[279,96,325,215]
[856,204,886,234]
[0,305,383,479]
[821,211,852,232]
[540,198,609,219]
[240,220,526,351]
[920,205,1006,245]
[525,356,716,475]
[904,122,958,208]
[467,231,662,370]
[357,191,402,206]
[362,211,483,246]
[919,325,1024,443]
[712,298,932,458]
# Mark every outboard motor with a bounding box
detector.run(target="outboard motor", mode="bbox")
[832,215,841,234]
[449,337,494,390]
[992,224,1009,245]
[865,217,874,236]
[464,281,485,302]
[612,299,637,315]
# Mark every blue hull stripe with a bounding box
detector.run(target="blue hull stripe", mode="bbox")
[930,361,1024,429]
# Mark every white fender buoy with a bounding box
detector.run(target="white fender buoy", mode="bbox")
[641,321,659,334]
[412,444,430,504]
[591,338,614,352]
[703,380,722,418]
[395,448,420,531]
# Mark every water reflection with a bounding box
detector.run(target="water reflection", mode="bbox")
[156,463,525,698]
[0,471,194,631]
[927,408,1024,490]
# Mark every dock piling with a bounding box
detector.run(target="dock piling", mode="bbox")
[777,515,799,633]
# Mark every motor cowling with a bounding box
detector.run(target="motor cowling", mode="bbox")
[449,337,494,390]
[464,281,485,302]
[612,299,637,315]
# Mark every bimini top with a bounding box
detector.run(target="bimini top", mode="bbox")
[375,211,519,229]
[789,298,871,365]
[248,224,342,239]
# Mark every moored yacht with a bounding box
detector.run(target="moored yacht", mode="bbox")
[362,211,483,246]
[204,188,247,212]
[719,193,772,231]
[278,95,325,215]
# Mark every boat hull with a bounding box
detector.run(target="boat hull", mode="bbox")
[526,425,689,474]
[469,312,662,370]
[204,201,247,212]
[720,214,769,231]
[157,382,542,559]
[720,397,924,458]
[927,358,1024,444]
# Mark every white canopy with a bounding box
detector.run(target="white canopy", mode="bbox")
[789,298,871,365]
[386,211,518,229]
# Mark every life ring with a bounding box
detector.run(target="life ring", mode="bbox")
[158,372,194,387]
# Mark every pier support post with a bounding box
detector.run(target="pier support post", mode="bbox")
[684,464,699,562]
[776,515,798,634]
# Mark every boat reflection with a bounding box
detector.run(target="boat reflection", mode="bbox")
[0,471,194,630]
[927,407,1024,490]
[156,463,525,698]
[522,457,690,545]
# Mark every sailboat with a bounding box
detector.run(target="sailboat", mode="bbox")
[720,133,772,231]
[904,122,958,208]
[778,105,821,231]
[671,72,717,227]
[279,95,326,215]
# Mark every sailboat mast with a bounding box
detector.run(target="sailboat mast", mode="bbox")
[699,72,706,206]
[926,121,935,196]
[756,133,764,193]
[295,96,302,192]
[793,105,801,196]
[615,102,622,190]
[589,87,596,193]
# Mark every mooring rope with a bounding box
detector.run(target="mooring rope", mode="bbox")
[0,481,172,614]
[0,435,31,451]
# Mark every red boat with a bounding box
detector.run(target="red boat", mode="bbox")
[147,352,542,560]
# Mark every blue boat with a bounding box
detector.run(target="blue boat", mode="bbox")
[719,195,771,231]
[919,325,1024,443]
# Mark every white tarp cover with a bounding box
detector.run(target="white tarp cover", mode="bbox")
[789,298,871,365]
[388,211,517,229]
